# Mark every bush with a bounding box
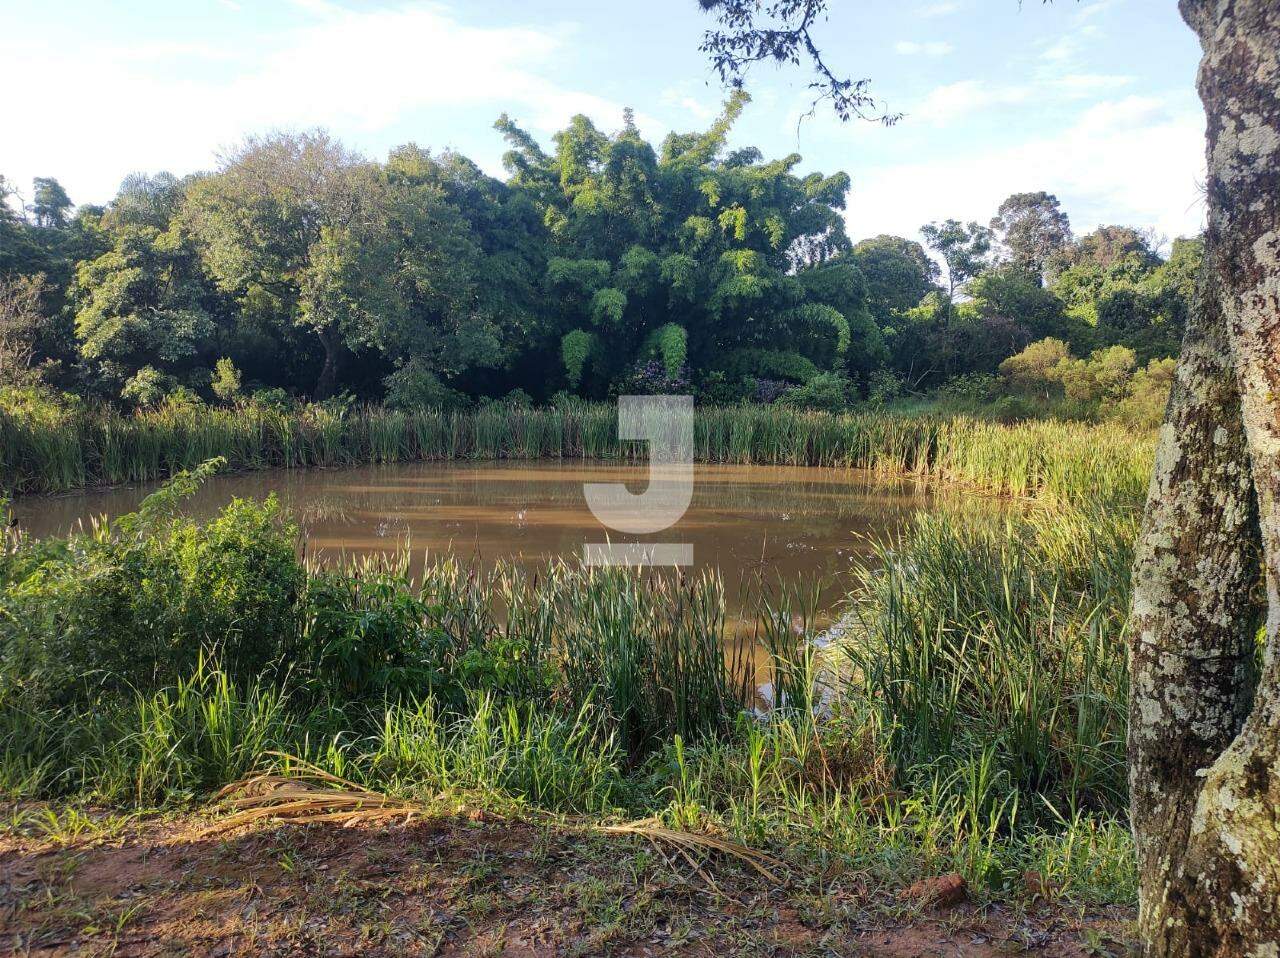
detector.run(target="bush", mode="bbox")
[384,361,469,411]
[749,377,790,404]
[623,359,691,396]
[866,369,905,406]
[0,463,304,708]
[1105,357,1175,428]
[1056,345,1137,404]
[210,358,243,404]
[298,568,461,706]
[249,387,297,412]
[121,365,177,408]
[778,372,853,413]
[999,337,1071,396]
[938,372,1001,404]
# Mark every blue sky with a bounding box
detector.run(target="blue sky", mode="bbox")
[2,0,1205,245]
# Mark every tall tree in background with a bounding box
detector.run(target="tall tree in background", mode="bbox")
[0,274,50,387]
[989,191,1072,281]
[29,177,72,230]
[694,2,1280,953]
[497,93,879,396]
[850,234,939,321]
[920,218,991,315]
[182,132,394,398]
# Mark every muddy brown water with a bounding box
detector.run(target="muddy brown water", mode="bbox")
[10,460,954,626]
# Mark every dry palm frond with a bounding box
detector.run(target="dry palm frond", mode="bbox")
[594,816,783,884]
[205,754,784,886]
[204,753,423,834]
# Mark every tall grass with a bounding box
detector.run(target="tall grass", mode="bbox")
[845,505,1136,817]
[1,400,1153,506]
[0,423,1147,904]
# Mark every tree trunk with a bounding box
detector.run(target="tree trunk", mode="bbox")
[314,324,341,399]
[1129,2,1280,953]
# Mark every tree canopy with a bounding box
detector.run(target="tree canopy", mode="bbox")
[1,103,1195,410]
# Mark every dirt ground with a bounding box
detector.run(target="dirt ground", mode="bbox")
[1,805,1136,957]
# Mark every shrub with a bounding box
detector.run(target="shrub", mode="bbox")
[779,372,853,413]
[866,369,905,406]
[384,361,469,411]
[0,463,304,708]
[502,388,533,408]
[249,387,297,412]
[298,568,461,706]
[1057,345,1137,404]
[121,365,177,408]
[999,337,1071,396]
[1105,357,1175,428]
[210,358,243,404]
[938,372,1001,404]
[624,359,691,396]
[749,377,790,404]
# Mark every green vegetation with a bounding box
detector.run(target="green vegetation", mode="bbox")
[0,105,1165,911]
[1,431,1142,905]
[3,107,1189,416]
[0,396,1152,506]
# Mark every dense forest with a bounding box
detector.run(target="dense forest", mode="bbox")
[2,94,1192,423]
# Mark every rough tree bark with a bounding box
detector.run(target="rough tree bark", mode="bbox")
[1129,2,1280,953]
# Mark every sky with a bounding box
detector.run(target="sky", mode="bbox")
[1,0,1206,247]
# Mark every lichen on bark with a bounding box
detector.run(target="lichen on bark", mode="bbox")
[1129,1,1280,954]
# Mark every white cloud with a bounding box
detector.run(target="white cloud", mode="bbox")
[0,2,648,205]
[660,89,718,121]
[911,80,1032,125]
[1052,73,1134,96]
[894,40,955,57]
[846,95,1205,244]
[918,1,961,18]
[1075,0,1120,24]
[1040,36,1079,63]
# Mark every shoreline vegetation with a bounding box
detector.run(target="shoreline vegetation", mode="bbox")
[2,408,1147,952]
[1,400,1153,507]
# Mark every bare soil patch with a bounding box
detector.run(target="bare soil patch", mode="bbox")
[1,805,1135,957]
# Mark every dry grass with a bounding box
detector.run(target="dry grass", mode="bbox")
[209,753,784,889]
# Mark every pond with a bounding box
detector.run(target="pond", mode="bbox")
[11,461,945,623]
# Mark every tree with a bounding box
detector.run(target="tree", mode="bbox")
[697,0,895,123]
[0,273,50,387]
[497,96,877,397]
[849,234,939,320]
[182,132,395,398]
[1124,3,1280,952]
[30,177,72,229]
[71,216,220,396]
[1070,224,1160,271]
[989,191,1072,281]
[919,219,991,314]
[968,263,1076,344]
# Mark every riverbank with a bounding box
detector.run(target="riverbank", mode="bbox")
[2,802,1135,957]
[0,411,1148,954]
[1,400,1152,507]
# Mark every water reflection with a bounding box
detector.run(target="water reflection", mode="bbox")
[13,460,953,618]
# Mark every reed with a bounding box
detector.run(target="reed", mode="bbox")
[0,400,1154,507]
[845,505,1136,818]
